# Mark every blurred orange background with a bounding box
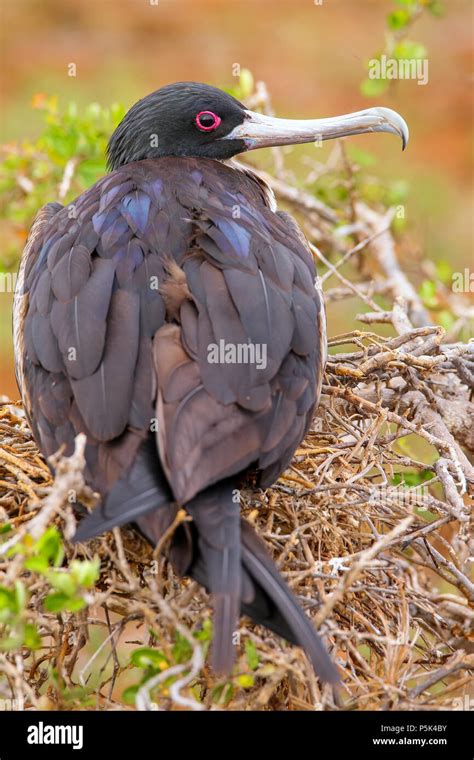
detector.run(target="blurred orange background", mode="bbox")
[0,0,473,397]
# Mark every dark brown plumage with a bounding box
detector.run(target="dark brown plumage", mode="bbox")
[14,82,408,682]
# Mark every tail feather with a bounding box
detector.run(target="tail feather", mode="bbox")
[240,519,339,684]
[74,445,338,682]
[185,479,241,674]
[137,498,338,683]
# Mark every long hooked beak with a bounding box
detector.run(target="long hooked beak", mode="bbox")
[225,107,409,151]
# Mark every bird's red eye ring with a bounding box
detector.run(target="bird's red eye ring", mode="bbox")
[195,111,221,132]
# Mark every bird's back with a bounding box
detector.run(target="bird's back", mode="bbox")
[15,156,325,503]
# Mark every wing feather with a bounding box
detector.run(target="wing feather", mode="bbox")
[16,155,325,522]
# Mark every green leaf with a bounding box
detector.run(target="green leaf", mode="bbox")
[130,647,169,670]
[61,685,95,707]
[419,279,438,308]
[244,638,260,670]
[238,69,254,99]
[44,593,86,613]
[394,40,427,61]
[110,102,127,126]
[47,571,77,596]
[77,158,106,185]
[391,216,407,234]
[24,623,41,650]
[211,682,234,705]
[388,9,411,30]
[14,581,26,612]
[435,260,452,284]
[427,0,444,17]
[172,632,193,664]
[194,618,213,642]
[237,674,255,689]
[392,470,434,487]
[24,556,50,574]
[438,310,455,331]
[360,78,388,98]
[33,527,64,567]
[0,586,17,618]
[347,145,376,168]
[70,557,100,588]
[387,179,409,205]
[85,103,102,119]
[66,597,87,612]
[43,593,70,613]
[122,685,139,705]
[0,628,24,650]
[67,102,78,119]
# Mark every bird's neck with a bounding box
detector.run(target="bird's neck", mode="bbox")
[224,159,277,212]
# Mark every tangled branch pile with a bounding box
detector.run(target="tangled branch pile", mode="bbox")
[0,83,473,712]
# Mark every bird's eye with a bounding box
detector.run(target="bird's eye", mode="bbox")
[195,111,221,132]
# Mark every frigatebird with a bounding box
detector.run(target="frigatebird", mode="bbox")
[13,82,408,682]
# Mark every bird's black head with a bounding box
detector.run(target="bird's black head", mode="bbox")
[107,81,409,171]
[107,82,248,169]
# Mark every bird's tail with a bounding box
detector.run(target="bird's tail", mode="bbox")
[73,436,337,681]
[138,478,338,683]
[184,479,242,675]
[239,519,339,683]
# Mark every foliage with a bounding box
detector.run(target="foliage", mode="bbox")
[0,525,100,654]
[0,96,125,271]
[361,0,443,97]
[123,618,262,706]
